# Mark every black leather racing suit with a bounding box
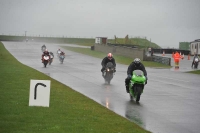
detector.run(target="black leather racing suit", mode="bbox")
[101,57,116,72]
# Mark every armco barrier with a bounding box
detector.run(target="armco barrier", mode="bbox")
[152,55,171,66]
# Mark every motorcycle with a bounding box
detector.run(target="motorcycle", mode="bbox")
[193,57,199,69]
[103,62,115,84]
[41,45,46,52]
[43,55,49,67]
[59,54,65,64]
[49,52,54,65]
[129,70,146,102]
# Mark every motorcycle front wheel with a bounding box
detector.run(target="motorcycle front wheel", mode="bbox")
[136,93,141,102]
[44,61,48,67]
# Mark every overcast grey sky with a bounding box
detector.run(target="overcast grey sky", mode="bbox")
[0,0,199,48]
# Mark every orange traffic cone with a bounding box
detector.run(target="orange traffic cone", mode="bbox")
[188,54,190,60]
[182,54,184,59]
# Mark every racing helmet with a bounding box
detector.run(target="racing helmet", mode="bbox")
[107,53,113,60]
[133,58,141,66]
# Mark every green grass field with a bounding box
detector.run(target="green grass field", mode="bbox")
[186,70,200,74]
[0,42,152,133]
[62,46,172,68]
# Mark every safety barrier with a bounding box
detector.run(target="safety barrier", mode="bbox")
[152,55,171,66]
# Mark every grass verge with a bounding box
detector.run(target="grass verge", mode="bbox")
[0,42,152,133]
[62,46,172,68]
[186,70,200,75]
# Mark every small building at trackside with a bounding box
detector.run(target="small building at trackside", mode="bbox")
[190,39,200,55]
[95,37,107,44]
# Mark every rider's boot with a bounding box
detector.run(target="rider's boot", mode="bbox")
[126,85,129,93]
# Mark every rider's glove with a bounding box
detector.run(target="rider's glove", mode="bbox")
[128,74,132,80]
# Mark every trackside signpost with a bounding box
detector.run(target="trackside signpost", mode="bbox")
[29,80,51,107]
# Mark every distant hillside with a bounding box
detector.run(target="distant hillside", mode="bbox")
[0,35,94,46]
[0,35,161,48]
[108,37,161,49]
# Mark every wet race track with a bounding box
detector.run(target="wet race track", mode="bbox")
[3,41,200,133]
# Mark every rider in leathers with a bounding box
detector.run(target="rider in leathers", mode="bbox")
[41,49,50,63]
[191,53,199,67]
[101,53,116,76]
[125,58,147,93]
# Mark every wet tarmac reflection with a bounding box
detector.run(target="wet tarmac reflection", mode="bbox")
[125,101,146,128]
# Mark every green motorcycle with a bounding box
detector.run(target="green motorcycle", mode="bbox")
[129,70,146,102]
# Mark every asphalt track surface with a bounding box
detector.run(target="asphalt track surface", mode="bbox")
[3,41,200,133]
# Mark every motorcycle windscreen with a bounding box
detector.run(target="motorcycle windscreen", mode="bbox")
[106,62,114,68]
[133,70,144,76]
[43,56,49,60]
[132,70,145,84]
[60,55,65,58]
